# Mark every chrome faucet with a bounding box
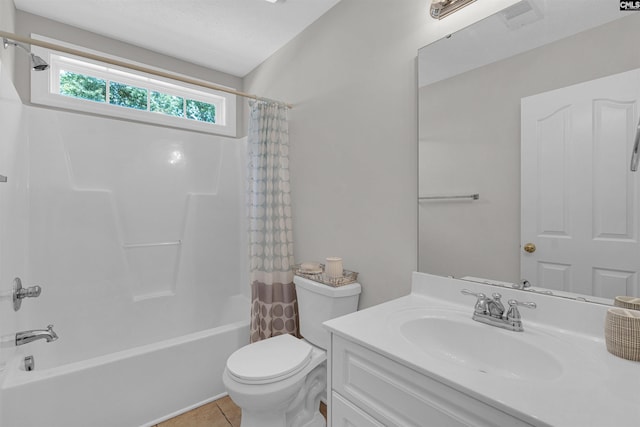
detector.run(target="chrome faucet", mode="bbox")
[512,279,532,290]
[16,325,58,346]
[461,290,536,332]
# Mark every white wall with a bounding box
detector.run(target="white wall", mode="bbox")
[244,0,516,308]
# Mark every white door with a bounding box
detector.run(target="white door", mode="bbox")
[521,69,640,298]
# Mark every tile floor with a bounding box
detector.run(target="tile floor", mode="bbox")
[155,396,327,427]
[155,396,241,427]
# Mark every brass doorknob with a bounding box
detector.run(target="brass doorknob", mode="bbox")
[523,243,536,253]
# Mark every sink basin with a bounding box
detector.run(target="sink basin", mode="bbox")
[398,311,564,381]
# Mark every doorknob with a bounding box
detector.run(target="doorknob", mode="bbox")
[523,243,536,253]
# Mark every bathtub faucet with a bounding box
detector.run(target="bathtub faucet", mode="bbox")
[16,324,58,346]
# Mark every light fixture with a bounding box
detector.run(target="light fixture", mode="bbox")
[2,37,49,71]
[430,0,477,19]
[264,0,278,3]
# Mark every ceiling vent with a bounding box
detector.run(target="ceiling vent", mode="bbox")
[500,0,544,30]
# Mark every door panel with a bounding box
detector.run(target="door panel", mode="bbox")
[521,68,640,298]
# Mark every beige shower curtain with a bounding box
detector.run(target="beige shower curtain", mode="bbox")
[247,100,298,343]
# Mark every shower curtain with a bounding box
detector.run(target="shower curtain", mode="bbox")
[247,100,298,343]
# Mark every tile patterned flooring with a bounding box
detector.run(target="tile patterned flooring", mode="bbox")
[155,396,327,427]
[155,396,241,427]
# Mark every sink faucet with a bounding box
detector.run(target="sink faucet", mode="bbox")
[512,279,554,295]
[461,290,536,332]
[16,325,58,346]
[512,279,532,290]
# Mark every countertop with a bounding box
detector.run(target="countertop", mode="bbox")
[324,272,640,427]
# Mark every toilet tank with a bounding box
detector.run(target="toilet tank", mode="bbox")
[294,276,361,350]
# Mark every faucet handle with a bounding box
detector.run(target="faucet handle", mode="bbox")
[508,299,536,309]
[461,289,488,315]
[21,285,42,298]
[506,299,536,331]
[461,289,484,299]
[506,299,536,322]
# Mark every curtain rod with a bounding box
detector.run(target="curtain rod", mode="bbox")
[0,30,292,109]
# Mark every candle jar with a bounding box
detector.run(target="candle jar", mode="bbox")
[325,257,343,279]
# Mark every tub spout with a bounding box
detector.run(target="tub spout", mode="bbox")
[16,325,58,346]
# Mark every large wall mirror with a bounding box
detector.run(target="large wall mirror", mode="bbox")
[418,0,640,302]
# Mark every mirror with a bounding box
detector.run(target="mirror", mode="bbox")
[418,0,640,303]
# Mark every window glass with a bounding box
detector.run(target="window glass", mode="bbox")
[186,99,216,123]
[32,44,236,136]
[150,91,184,117]
[59,70,106,102]
[109,82,148,110]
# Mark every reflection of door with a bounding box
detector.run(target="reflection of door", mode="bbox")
[521,69,640,298]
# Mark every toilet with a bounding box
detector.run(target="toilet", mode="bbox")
[223,275,361,427]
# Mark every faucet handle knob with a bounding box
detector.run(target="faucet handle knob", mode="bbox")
[23,285,42,298]
[461,289,488,315]
[506,299,536,323]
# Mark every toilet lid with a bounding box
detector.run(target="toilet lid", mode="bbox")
[226,334,313,384]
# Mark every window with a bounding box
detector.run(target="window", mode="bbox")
[31,40,236,137]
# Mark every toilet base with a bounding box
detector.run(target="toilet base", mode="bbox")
[236,363,326,427]
[225,347,327,427]
[284,364,326,427]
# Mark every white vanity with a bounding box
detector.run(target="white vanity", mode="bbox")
[324,272,640,426]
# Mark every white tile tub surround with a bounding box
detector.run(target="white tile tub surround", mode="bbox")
[0,103,251,426]
[22,105,248,366]
[325,272,640,427]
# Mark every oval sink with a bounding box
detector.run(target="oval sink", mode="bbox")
[399,314,564,381]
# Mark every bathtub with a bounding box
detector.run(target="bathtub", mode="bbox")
[0,295,249,427]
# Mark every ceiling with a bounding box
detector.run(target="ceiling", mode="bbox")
[13,0,342,77]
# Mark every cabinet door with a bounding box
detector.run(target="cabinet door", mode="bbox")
[332,392,385,427]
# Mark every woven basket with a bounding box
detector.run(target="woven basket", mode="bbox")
[614,296,640,311]
[605,307,640,361]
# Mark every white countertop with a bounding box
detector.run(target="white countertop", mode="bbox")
[324,272,640,427]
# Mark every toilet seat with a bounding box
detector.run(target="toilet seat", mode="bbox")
[226,334,313,385]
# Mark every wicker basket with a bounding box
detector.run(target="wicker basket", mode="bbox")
[293,263,358,287]
[614,296,640,311]
[605,307,640,361]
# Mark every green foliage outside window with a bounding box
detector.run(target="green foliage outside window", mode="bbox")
[186,99,216,123]
[59,71,106,102]
[57,70,218,124]
[109,82,147,110]
[150,91,184,117]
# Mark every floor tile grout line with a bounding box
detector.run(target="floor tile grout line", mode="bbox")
[217,402,234,426]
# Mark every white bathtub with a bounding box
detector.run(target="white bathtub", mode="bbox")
[0,299,249,427]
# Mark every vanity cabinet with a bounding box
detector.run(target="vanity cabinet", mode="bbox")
[331,392,385,427]
[329,334,533,427]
